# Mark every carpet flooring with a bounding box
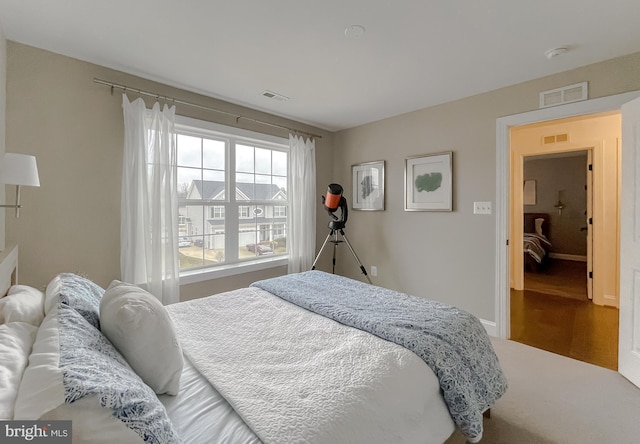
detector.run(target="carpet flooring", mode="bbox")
[445,338,640,444]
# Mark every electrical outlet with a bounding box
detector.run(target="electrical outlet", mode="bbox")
[473,201,492,215]
[371,266,378,276]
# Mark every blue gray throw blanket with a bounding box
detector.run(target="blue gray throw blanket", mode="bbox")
[251,271,507,443]
[53,273,181,443]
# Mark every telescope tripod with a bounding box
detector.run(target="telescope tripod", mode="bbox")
[311,221,372,284]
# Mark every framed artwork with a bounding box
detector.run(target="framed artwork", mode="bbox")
[523,180,536,205]
[404,152,453,211]
[352,160,385,211]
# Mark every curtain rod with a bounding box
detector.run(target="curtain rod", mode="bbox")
[93,78,322,140]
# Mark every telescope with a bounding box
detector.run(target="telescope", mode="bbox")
[313,183,370,283]
[322,183,348,229]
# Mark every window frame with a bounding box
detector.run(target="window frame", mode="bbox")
[175,116,289,284]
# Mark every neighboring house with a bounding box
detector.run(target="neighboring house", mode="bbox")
[179,180,287,251]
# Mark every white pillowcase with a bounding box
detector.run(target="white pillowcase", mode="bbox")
[535,218,545,237]
[0,285,45,326]
[0,322,38,419]
[100,281,183,395]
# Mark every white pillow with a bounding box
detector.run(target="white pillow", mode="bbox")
[534,218,545,237]
[0,322,38,419]
[100,281,183,395]
[0,285,45,326]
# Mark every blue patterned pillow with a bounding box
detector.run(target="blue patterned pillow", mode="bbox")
[58,305,181,443]
[45,273,104,329]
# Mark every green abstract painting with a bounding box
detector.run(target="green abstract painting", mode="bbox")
[414,172,442,193]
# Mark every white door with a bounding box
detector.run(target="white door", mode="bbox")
[619,96,640,387]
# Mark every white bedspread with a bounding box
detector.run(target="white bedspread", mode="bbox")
[167,287,454,444]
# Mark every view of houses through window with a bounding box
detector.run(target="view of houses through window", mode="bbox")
[176,120,288,271]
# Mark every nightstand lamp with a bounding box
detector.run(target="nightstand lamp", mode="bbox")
[0,153,40,217]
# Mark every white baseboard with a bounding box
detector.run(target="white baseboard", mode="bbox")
[548,253,587,262]
[481,319,497,337]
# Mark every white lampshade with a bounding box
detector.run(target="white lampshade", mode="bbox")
[0,153,40,187]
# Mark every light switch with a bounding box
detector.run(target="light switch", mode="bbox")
[473,201,492,215]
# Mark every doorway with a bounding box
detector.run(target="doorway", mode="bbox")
[521,150,590,299]
[506,113,620,369]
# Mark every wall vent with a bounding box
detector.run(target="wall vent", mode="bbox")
[542,133,570,144]
[262,90,289,102]
[539,82,588,108]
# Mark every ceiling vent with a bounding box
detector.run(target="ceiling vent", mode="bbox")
[539,82,588,109]
[542,133,570,144]
[262,90,289,102]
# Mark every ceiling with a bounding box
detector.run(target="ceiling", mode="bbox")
[1,1,640,132]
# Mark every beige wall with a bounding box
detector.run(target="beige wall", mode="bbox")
[5,42,333,296]
[333,52,640,321]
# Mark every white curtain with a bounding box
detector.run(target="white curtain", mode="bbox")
[288,134,316,273]
[121,95,179,304]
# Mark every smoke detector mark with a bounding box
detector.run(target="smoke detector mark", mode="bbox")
[345,25,366,39]
[544,47,569,59]
[262,90,289,102]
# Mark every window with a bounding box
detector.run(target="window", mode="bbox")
[211,206,225,219]
[239,206,251,219]
[274,206,287,218]
[175,117,289,276]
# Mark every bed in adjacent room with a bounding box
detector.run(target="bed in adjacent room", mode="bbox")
[523,212,552,272]
[0,245,507,444]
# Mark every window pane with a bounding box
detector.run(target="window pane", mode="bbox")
[205,233,226,264]
[178,204,204,269]
[177,134,202,168]
[178,203,226,270]
[202,170,225,201]
[237,206,287,259]
[254,174,270,185]
[273,151,287,176]
[236,144,254,173]
[255,148,271,175]
[203,169,225,182]
[236,172,254,184]
[272,176,287,192]
[203,138,225,170]
[239,227,261,258]
[177,167,201,200]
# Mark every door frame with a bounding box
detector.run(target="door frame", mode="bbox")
[495,90,640,339]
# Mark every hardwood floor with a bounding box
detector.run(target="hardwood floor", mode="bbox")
[510,259,619,370]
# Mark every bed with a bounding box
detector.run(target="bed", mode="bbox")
[523,212,552,272]
[0,245,507,444]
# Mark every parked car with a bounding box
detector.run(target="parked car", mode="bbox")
[179,237,191,248]
[246,243,273,255]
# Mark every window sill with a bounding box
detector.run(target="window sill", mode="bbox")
[179,256,288,285]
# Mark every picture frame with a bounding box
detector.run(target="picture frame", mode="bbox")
[523,180,536,205]
[352,160,385,211]
[404,152,453,211]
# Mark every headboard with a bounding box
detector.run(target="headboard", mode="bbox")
[0,244,18,297]
[524,213,550,238]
